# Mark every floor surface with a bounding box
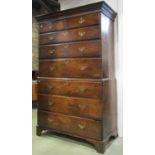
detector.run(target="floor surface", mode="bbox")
[32,109,123,155]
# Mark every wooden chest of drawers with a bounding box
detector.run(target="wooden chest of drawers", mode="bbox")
[36,1,117,153]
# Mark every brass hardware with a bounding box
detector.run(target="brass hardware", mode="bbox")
[78,17,85,24]
[78,32,86,37]
[40,24,43,28]
[48,23,53,30]
[78,104,86,110]
[63,31,67,36]
[64,80,69,86]
[78,124,86,129]
[49,36,53,40]
[63,44,69,48]
[49,66,55,71]
[80,87,86,93]
[80,66,87,71]
[64,60,69,65]
[48,101,54,106]
[49,49,55,54]
[47,118,54,122]
[78,47,85,54]
[48,85,53,90]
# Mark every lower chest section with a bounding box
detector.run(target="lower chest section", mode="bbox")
[37,79,108,140]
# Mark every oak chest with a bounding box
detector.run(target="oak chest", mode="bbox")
[36,1,117,153]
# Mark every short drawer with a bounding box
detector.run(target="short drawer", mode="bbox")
[38,78,107,99]
[38,110,102,140]
[39,13,100,33]
[38,94,103,120]
[39,58,102,78]
[39,26,100,45]
[39,40,101,59]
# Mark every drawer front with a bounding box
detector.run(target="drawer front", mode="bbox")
[39,19,65,33]
[38,94,102,120]
[39,13,100,33]
[39,58,102,78]
[39,40,101,59]
[39,26,100,45]
[38,110,102,140]
[38,79,104,99]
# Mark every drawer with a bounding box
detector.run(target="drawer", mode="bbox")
[38,79,107,99]
[39,26,100,45]
[39,13,100,33]
[38,110,102,140]
[38,94,102,120]
[39,40,101,59]
[39,58,102,78]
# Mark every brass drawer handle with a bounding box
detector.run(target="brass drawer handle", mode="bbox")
[49,49,55,54]
[48,85,53,90]
[48,101,54,106]
[47,118,54,122]
[78,104,86,111]
[49,36,53,40]
[78,32,86,37]
[63,44,69,48]
[78,47,85,52]
[78,17,85,24]
[63,31,68,36]
[48,23,53,30]
[80,87,86,93]
[64,60,69,65]
[49,66,55,71]
[80,66,87,71]
[78,124,86,130]
[40,24,43,28]
[64,80,69,86]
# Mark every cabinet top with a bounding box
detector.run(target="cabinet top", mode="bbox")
[35,1,117,22]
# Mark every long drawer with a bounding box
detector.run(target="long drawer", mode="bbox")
[39,58,102,78]
[38,94,103,120]
[38,110,102,140]
[39,13,100,33]
[39,40,101,59]
[38,78,107,99]
[39,26,100,45]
